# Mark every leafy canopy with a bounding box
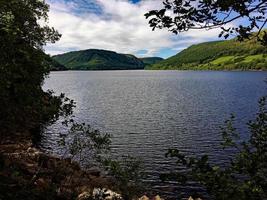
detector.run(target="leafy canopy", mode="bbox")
[0,0,68,136]
[145,0,267,45]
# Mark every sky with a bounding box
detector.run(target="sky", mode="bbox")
[45,0,230,58]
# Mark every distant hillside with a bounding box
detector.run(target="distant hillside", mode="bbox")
[149,37,267,70]
[44,54,67,71]
[140,57,164,66]
[53,49,145,70]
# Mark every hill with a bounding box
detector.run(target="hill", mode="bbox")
[149,37,267,70]
[52,49,145,70]
[42,54,67,71]
[45,55,67,71]
[140,57,164,66]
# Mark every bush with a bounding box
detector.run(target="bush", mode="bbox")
[161,96,267,200]
[103,156,145,200]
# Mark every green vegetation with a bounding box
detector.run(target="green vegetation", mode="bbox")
[140,57,164,68]
[103,156,145,200]
[53,49,145,70]
[149,37,267,70]
[60,119,145,200]
[0,0,74,137]
[161,97,267,200]
[44,54,67,71]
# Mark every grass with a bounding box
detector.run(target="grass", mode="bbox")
[242,54,266,62]
[150,33,267,70]
[211,56,235,65]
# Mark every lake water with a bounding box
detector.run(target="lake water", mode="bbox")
[42,70,267,199]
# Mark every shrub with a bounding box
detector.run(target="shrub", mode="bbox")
[161,97,267,200]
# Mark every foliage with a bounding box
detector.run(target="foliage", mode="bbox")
[140,57,164,68]
[0,0,71,136]
[145,0,267,45]
[52,49,145,70]
[149,36,267,70]
[160,96,267,200]
[103,156,145,200]
[44,54,67,71]
[58,120,145,200]
[60,119,111,165]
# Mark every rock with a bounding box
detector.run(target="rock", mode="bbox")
[188,197,202,200]
[27,147,39,154]
[77,191,91,200]
[0,139,114,200]
[139,195,150,200]
[154,195,163,200]
[93,188,121,200]
[76,186,92,195]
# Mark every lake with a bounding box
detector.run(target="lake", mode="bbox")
[42,70,267,199]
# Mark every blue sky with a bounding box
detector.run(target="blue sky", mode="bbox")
[45,0,229,58]
[130,0,141,3]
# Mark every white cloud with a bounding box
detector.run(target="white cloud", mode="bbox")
[45,0,227,58]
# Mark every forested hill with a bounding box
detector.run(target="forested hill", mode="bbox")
[52,49,145,70]
[140,57,164,66]
[45,55,67,71]
[148,37,267,70]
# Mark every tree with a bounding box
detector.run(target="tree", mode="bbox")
[145,0,267,45]
[0,0,71,137]
[161,97,267,200]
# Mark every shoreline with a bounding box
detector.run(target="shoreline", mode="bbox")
[0,136,114,200]
[50,69,267,72]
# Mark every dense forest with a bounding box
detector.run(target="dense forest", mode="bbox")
[53,49,145,70]
[45,55,67,71]
[140,57,164,67]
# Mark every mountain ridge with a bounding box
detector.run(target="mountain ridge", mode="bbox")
[140,57,164,66]
[52,49,145,70]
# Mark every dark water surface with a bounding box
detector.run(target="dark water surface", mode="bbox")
[42,70,267,198]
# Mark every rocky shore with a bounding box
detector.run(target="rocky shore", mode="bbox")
[0,135,202,200]
[0,135,114,200]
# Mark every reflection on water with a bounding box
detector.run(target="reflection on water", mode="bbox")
[41,70,267,198]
